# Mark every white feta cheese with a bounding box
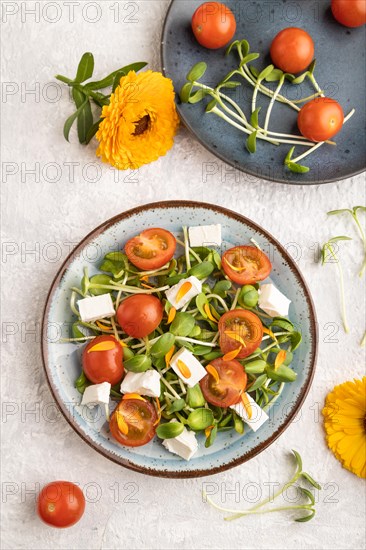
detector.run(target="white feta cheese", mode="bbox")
[81,382,111,408]
[230,393,269,432]
[162,421,198,461]
[258,284,291,318]
[120,370,161,398]
[170,347,207,388]
[165,275,202,310]
[78,293,115,323]
[188,224,222,248]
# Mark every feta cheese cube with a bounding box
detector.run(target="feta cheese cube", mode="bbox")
[170,347,207,388]
[120,370,161,398]
[258,284,291,318]
[81,382,111,408]
[188,224,222,248]
[230,394,269,432]
[165,276,202,310]
[162,421,198,461]
[78,293,115,323]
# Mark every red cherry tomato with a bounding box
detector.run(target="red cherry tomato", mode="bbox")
[125,228,176,271]
[222,246,272,285]
[37,481,85,528]
[200,358,247,407]
[82,335,124,385]
[110,397,157,447]
[218,310,263,359]
[191,1,236,49]
[331,0,366,27]
[270,27,314,74]
[297,97,344,142]
[117,294,163,338]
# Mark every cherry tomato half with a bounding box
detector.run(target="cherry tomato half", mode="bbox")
[331,0,366,27]
[219,310,263,359]
[117,294,163,338]
[82,335,124,385]
[200,358,247,407]
[191,1,236,49]
[270,27,314,74]
[110,397,157,447]
[125,228,176,271]
[222,246,272,285]
[37,481,85,528]
[297,97,344,142]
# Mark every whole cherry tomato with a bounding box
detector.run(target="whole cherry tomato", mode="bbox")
[191,2,236,49]
[117,294,163,338]
[37,481,85,528]
[270,27,314,74]
[297,97,344,142]
[331,0,366,27]
[82,335,124,385]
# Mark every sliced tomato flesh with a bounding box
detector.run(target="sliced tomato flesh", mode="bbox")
[218,310,263,359]
[222,246,272,285]
[109,398,157,447]
[200,358,247,408]
[125,228,176,270]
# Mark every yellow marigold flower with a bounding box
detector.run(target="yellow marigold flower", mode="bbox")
[322,377,366,479]
[96,70,179,170]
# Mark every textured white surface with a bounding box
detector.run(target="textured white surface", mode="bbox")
[1,1,365,549]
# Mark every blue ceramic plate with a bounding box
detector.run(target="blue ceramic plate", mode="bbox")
[161,0,366,184]
[42,202,317,478]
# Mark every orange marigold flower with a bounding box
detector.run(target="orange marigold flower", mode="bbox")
[96,70,179,170]
[322,377,366,479]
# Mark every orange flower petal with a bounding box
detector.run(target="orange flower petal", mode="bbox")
[206,364,220,383]
[205,425,214,438]
[176,281,192,303]
[223,347,242,361]
[224,257,245,272]
[122,393,146,402]
[224,330,247,348]
[263,326,276,340]
[165,345,175,368]
[177,359,191,379]
[275,349,287,370]
[96,321,113,331]
[167,306,176,324]
[116,411,129,435]
[204,303,218,323]
[241,393,252,419]
[88,341,116,353]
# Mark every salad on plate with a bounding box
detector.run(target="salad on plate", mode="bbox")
[63,223,302,461]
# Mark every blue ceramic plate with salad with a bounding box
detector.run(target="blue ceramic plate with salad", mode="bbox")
[161,0,366,184]
[41,201,317,478]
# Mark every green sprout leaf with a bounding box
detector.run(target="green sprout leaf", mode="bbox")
[205,423,218,447]
[301,472,321,490]
[246,130,257,154]
[187,62,207,83]
[286,161,310,173]
[187,408,214,431]
[292,449,303,471]
[189,89,209,104]
[170,312,196,337]
[226,40,240,56]
[206,99,218,113]
[265,68,284,82]
[250,107,261,129]
[156,421,185,439]
[187,384,206,408]
[180,82,193,103]
[295,509,316,522]
[167,399,186,415]
[240,53,260,67]
[124,355,151,373]
[151,333,175,358]
[258,65,274,81]
[244,360,267,374]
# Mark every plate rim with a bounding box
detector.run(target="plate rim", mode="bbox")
[160,0,366,186]
[41,200,318,478]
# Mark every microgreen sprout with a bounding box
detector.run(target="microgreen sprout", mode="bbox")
[181,39,355,174]
[327,206,366,277]
[203,449,321,522]
[321,236,352,333]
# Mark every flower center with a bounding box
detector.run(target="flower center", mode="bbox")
[133,115,150,136]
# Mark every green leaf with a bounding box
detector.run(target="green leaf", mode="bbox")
[265,68,283,82]
[285,146,295,163]
[295,509,316,522]
[205,423,218,447]
[250,107,261,129]
[189,325,201,338]
[187,62,207,82]
[122,347,135,362]
[156,421,184,439]
[308,59,316,75]
[290,331,302,351]
[180,82,193,103]
[100,252,128,277]
[249,373,268,391]
[189,261,214,280]
[63,98,89,142]
[258,65,274,81]
[75,52,94,83]
[240,53,260,67]
[238,285,259,307]
[188,89,209,104]
[202,350,223,362]
[286,161,310,174]
[249,66,259,78]
[240,39,250,58]
[327,209,352,216]
[72,322,89,339]
[219,70,238,84]
[244,360,267,374]
[124,355,151,373]
[75,371,90,394]
[246,130,257,154]
[89,274,113,295]
[226,40,240,56]
[167,398,186,414]
[299,487,315,505]
[266,364,297,382]
[84,62,147,90]
[301,472,321,490]
[81,267,90,295]
[112,70,126,92]
[186,384,206,408]
[206,99,218,113]
[85,118,102,145]
[220,81,241,89]
[196,293,209,318]
[271,317,294,332]
[328,236,352,243]
[292,449,303,471]
[151,333,175,359]
[187,408,214,431]
[212,280,232,298]
[170,312,196,337]
[233,412,245,434]
[291,71,309,85]
[78,100,93,144]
